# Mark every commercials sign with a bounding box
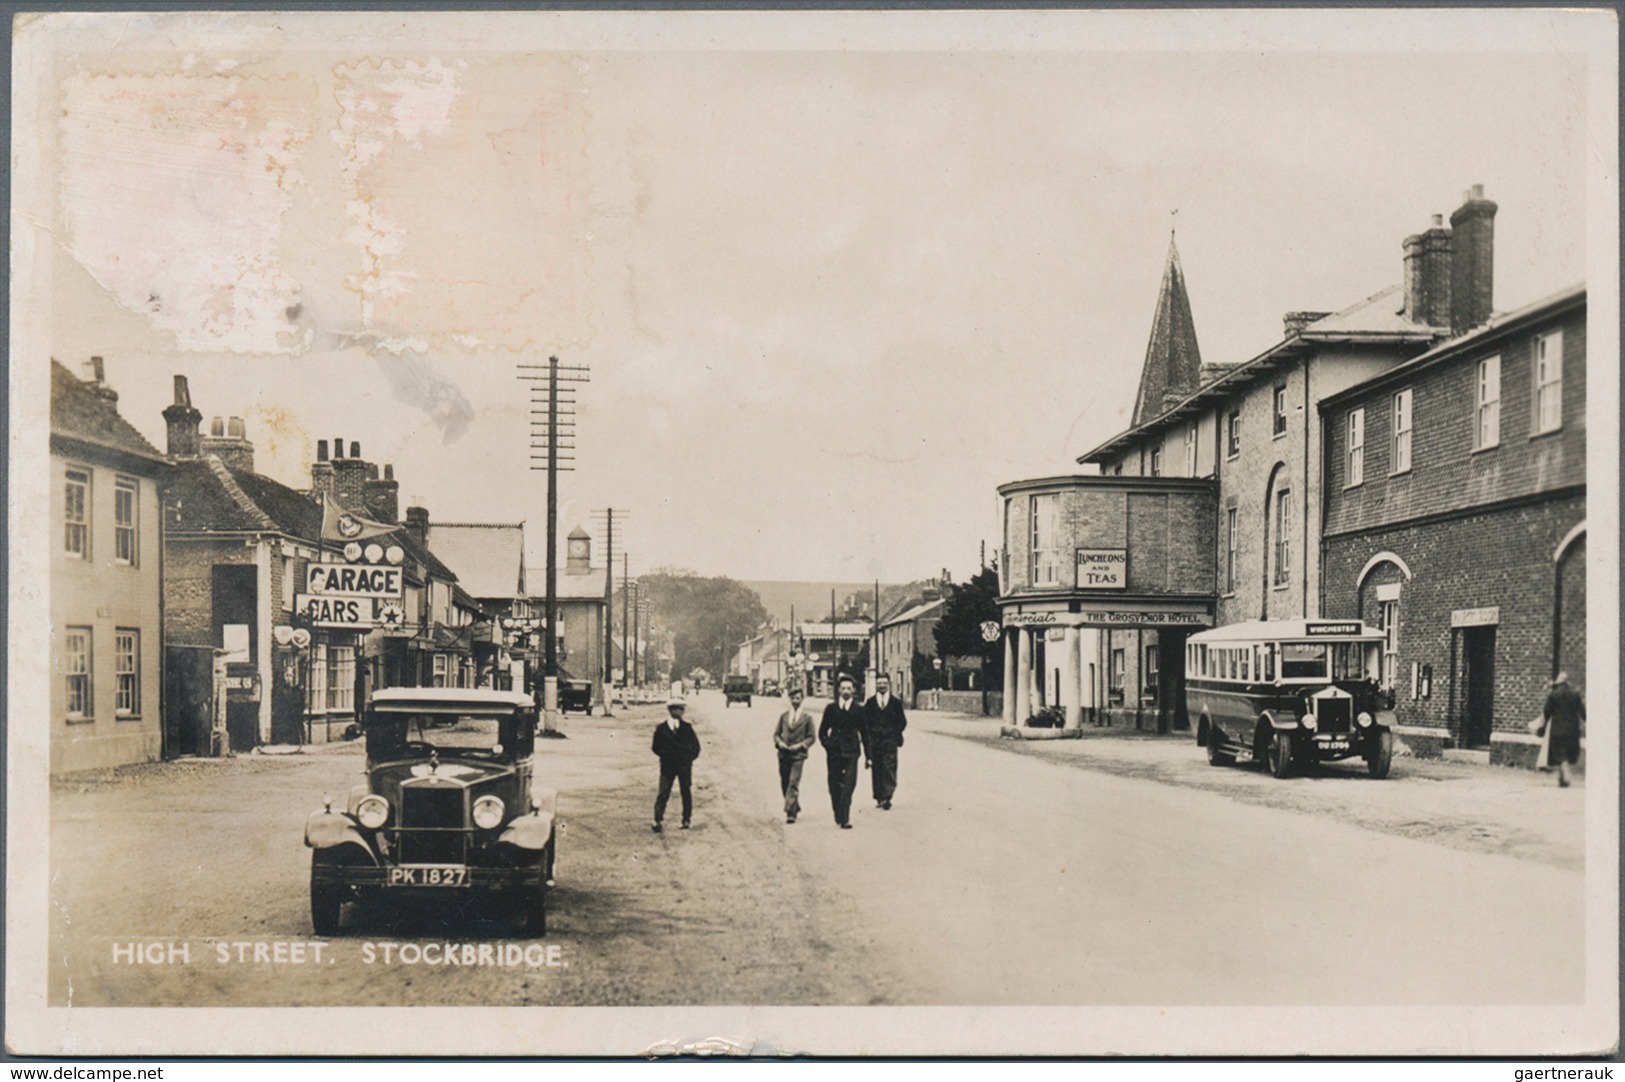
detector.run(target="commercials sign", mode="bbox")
[1075,548,1127,589]
[305,563,404,599]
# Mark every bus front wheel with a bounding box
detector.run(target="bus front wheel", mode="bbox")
[1268,730,1294,779]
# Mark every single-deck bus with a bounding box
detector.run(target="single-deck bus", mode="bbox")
[1185,619,1396,779]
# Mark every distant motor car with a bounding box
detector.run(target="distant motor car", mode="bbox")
[723,675,753,707]
[304,688,559,936]
[558,677,593,714]
[760,678,781,697]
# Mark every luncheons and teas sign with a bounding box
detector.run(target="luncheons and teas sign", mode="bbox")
[1075,548,1127,589]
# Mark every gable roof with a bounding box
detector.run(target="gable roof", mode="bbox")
[168,456,323,539]
[1132,237,1204,426]
[50,360,166,467]
[426,523,527,600]
[878,596,945,630]
[1080,283,1441,465]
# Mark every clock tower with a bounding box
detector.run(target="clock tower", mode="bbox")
[566,525,592,575]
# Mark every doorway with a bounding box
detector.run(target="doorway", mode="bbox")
[1461,627,1496,749]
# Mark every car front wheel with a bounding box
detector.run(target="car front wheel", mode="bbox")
[1268,729,1294,779]
[310,855,346,936]
[1366,728,1394,779]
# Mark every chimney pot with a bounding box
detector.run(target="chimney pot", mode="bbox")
[172,375,191,407]
[384,464,394,480]
[227,416,245,439]
[1432,214,1443,227]
[350,441,361,459]
[334,438,344,460]
[211,417,225,437]
[162,374,204,458]
[317,439,329,462]
[89,356,106,383]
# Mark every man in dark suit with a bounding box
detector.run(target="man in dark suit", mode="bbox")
[863,672,908,809]
[651,697,701,831]
[818,674,868,829]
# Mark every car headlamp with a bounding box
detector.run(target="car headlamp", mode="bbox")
[472,795,505,830]
[1300,712,1317,731]
[356,794,390,830]
[1356,711,1374,728]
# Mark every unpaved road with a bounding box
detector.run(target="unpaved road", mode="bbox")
[50,691,1584,1007]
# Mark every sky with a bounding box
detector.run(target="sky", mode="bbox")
[24,11,1600,585]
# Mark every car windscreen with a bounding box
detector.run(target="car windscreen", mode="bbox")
[366,713,508,759]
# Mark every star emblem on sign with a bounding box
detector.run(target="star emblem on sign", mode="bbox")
[376,600,405,630]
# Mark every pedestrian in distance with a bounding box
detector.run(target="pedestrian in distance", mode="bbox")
[773,686,817,824]
[863,672,907,810]
[651,697,701,831]
[819,674,869,829]
[1541,672,1586,787]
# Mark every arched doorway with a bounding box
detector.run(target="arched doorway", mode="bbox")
[1553,523,1586,688]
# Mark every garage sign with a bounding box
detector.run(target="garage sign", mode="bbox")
[306,562,404,599]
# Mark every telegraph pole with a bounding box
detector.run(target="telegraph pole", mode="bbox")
[591,508,627,714]
[518,356,589,734]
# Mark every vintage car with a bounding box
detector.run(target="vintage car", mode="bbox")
[557,676,593,714]
[304,688,558,936]
[1185,619,1397,779]
[759,677,781,697]
[722,674,753,707]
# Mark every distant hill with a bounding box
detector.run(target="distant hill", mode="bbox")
[741,581,902,628]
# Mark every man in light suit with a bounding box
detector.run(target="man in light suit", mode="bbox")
[863,672,908,810]
[772,686,817,823]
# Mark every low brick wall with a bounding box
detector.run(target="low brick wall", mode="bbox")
[916,689,1001,716]
[1394,725,1450,759]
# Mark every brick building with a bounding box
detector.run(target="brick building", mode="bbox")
[873,593,946,704]
[996,474,1218,729]
[50,359,167,772]
[1320,285,1586,766]
[1072,190,1507,726]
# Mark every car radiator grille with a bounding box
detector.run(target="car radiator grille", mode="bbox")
[1316,698,1353,734]
[394,786,466,864]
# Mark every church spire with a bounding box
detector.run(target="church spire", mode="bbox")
[1131,232,1204,426]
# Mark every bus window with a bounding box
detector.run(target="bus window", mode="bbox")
[1263,645,1275,682]
[1199,645,1208,677]
[1241,649,1251,682]
[1280,643,1328,680]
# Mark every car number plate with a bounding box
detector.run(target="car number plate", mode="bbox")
[1317,739,1350,752]
[388,866,469,887]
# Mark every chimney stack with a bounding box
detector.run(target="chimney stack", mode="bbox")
[332,439,371,511]
[1449,183,1497,334]
[200,415,256,473]
[310,439,335,501]
[162,375,203,459]
[363,462,400,524]
[405,506,430,547]
[84,356,119,402]
[1403,213,1453,328]
[1283,311,1330,338]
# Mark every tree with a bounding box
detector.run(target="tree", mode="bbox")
[933,567,1003,685]
[629,569,769,676]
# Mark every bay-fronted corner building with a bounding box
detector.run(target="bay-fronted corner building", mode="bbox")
[1067,188,1502,726]
[1319,285,1586,766]
[996,475,1218,730]
[51,359,167,772]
